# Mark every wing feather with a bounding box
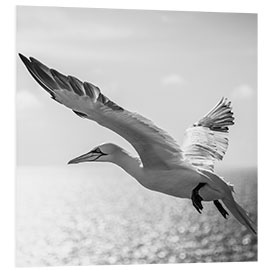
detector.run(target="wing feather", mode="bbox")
[19,54,183,169]
[182,98,234,171]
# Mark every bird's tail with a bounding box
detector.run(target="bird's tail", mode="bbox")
[198,169,257,235]
[222,196,257,235]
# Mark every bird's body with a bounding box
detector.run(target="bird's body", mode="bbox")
[19,53,257,235]
[139,168,220,201]
[110,150,220,201]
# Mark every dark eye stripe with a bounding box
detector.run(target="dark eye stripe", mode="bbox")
[91,147,108,156]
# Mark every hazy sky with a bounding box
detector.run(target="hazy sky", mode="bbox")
[16,6,257,168]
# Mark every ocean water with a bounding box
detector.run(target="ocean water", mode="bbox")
[16,165,257,266]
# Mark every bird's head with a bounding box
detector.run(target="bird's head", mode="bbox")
[67,143,121,165]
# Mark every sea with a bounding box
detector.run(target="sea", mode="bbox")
[16,165,257,266]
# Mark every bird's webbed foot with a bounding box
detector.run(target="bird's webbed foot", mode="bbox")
[191,183,206,214]
[214,200,229,219]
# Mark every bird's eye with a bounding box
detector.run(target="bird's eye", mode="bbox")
[93,148,101,153]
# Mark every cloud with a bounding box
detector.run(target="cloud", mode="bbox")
[161,74,185,87]
[16,90,42,111]
[231,84,255,100]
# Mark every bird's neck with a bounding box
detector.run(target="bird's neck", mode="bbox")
[112,149,143,181]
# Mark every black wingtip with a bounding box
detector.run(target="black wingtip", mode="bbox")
[18,53,57,98]
[18,53,30,65]
[18,53,25,59]
[29,56,44,66]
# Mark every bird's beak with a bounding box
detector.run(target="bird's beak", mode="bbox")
[68,151,101,165]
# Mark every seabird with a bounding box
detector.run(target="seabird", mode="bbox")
[19,53,257,234]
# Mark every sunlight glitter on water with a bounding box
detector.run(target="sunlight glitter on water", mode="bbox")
[16,165,257,266]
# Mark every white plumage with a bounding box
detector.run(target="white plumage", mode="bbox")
[182,97,233,171]
[19,54,256,234]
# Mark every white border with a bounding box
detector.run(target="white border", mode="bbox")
[1,0,268,269]
[13,0,260,12]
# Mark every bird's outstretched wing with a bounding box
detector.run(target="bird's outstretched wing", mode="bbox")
[181,98,234,171]
[19,54,183,169]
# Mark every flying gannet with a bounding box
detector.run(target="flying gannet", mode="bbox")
[19,53,256,234]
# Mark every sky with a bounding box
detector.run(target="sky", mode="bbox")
[16,6,257,168]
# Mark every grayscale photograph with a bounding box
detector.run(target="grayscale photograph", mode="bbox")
[16,6,257,266]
